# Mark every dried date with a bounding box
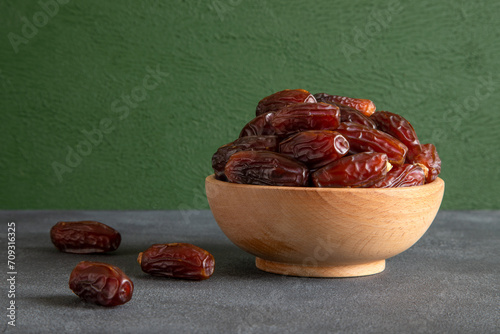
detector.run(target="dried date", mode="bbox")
[137,243,215,280]
[407,143,441,183]
[239,112,276,137]
[315,93,376,128]
[337,122,408,165]
[256,89,316,116]
[370,111,420,156]
[271,102,340,136]
[312,152,390,188]
[340,106,377,128]
[371,163,425,188]
[220,89,441,188]
[279,130,349,169]
[51,221,121,254]
[313,93,334,104]
[69,261,133,306]
[241,103,340,138]
[212,135,278,180]
[313,92,376,116]
[225,150,309,186]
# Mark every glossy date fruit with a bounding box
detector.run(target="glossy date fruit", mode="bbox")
[340,106,377,128]
[370,111,420,156]
[407,143,441,183]
[239,112,276,137]
[271,102,340,136]
[51,221,121,254]
[225,150,309,186]
[371,163,425,188]
[69,261,133,307]
[256,89,316,116]
[219,88,441,188]
[137,243,215,280]
[315,93,376,128]
[313,92,376,117]
[279,130,349,169]
[212,135,278,180]
[336,122,408,165]
[241,103,340,138]
[312,152,390,188]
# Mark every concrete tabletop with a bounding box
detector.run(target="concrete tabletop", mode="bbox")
[0,210,498,333]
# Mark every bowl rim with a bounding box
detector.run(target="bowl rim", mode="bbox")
[206,174,444,193]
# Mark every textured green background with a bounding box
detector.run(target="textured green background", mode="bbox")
[1,0,499,210]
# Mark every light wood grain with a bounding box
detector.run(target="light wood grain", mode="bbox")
[255,258,386,278]
[206,175,445,277]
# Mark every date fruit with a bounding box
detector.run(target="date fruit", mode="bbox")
[370,111,420,155]
[51,221,121,254]
[340,106,377,128]
[313,92,376,117]
[212,135,278,180]
[315,93,376,128]
[312,152,391,188]
[279,130,349,169]
[337,122,408,165]
[241,103,340,138]
[217,88,442,188]
[240,112,276,137]
[371,163,425,188]
[407,143,441,183]
[69,261,133,306]
[271,102,340,136]
[137,243,215,280]
[256,89,316,116]
[225,150,309,186]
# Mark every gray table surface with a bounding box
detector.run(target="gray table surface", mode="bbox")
[0,210,498,334]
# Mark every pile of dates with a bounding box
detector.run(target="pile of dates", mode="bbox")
[212,89,441,188]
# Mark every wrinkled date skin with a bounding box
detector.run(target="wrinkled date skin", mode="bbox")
[69,261,134,307]
[222,89,441,188]
[137,243,215,280]
[407,143,441,183]
[370,111,420,156]
[313,92,376,117]
[241,103,340,138]
[212,135,279,180]
[337,122,408,165]
[314,93,376,128]
[256,89,316,116]
[271,103,340,137]
[240,112,276,137]
[51,221,121,253]
[312,152,390,188]
[279,130,349,169]
[225,150,309,186]
[340,106,377,128]
[371,163,425,188]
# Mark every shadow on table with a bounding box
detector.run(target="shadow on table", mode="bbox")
[191,241,270,279]
[118,240,268,279]
[26,295,87,308]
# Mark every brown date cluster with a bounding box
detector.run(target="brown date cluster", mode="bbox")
[212,89,441,188]
[51,221,215,307]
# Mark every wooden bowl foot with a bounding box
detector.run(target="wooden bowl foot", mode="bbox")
[255,258,386,278]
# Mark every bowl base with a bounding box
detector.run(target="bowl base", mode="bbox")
[255,258,386,278]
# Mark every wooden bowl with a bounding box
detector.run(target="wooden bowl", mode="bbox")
[205,175,445,278]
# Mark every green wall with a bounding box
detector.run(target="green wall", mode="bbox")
[1,0,499,210]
